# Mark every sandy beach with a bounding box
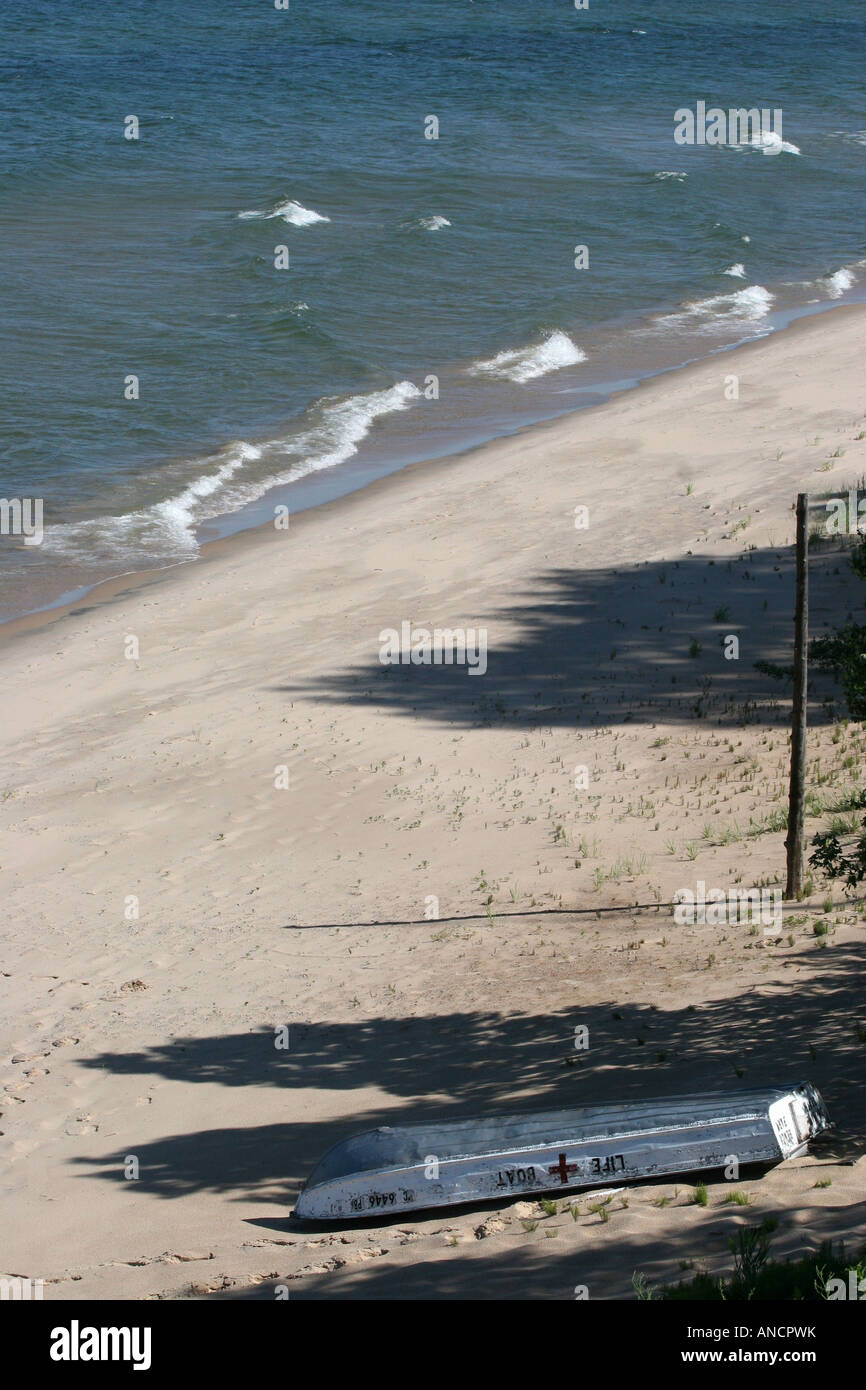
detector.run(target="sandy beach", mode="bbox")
[2,305,865,1300]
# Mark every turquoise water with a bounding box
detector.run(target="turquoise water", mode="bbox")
[0,0,864,617]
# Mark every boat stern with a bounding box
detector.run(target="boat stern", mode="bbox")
[769,1083,830,1158]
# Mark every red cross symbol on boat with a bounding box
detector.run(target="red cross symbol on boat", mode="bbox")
[548,1152,579,1184]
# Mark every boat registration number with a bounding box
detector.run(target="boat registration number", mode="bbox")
[349,1189,416,1213]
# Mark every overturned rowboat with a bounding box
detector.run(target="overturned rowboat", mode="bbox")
[293,1083,829,1222]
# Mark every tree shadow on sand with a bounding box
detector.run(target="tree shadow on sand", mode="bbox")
[71,941,865,1206]
[224,1193,866,1299]
[268,543,855,731]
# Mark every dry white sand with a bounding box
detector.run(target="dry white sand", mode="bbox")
[1,305,865,1299]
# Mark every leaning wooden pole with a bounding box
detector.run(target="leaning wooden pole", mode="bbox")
[785,493,809,899]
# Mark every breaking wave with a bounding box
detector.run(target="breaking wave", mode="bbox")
[468,331,586,383]
[646,285,775,334]
[40,383,421,563]
[238,199,330,225]
[822,266,856,299]
[731,131,801,156]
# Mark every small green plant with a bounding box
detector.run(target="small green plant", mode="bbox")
[694,1183,709,1207]
[724,1190,751,1206]
[815,1255,866,1299]
[729,1218,779,1299]
[810,788,866,891]
[539,1197,557,1217]
[588,1199,612,1222]
[632,1271,657,1300]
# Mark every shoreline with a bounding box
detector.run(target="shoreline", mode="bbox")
[4,297,865,648]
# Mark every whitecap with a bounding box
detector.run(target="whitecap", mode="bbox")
[417,215,452,231]
[238,198,330,225]
[653,171,687,181]
[822,267,856,299]
[468,331,587,383]
[723,263,747,278]
[271,199,330,225]
[689,284,774,323]
[733,131,800,156]
[647,285,774,335]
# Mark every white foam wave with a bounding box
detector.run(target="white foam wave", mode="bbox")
[40,384,421,564]
[149,443,263,548]
[654,170,687,181]
[266,380,422,485]
[417,215,451,231]
[723,263,747,278]
[822,267,856,299]
[732,131,800,156]
[238,199,330,225]
[690,284,774,322]
[648,285,775,335]
[41,443,262,563]
[469,331,586,383]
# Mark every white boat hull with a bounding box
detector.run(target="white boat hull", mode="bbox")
[293,1084,829,1222]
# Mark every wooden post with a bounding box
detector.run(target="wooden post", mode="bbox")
[785,493,809,899]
